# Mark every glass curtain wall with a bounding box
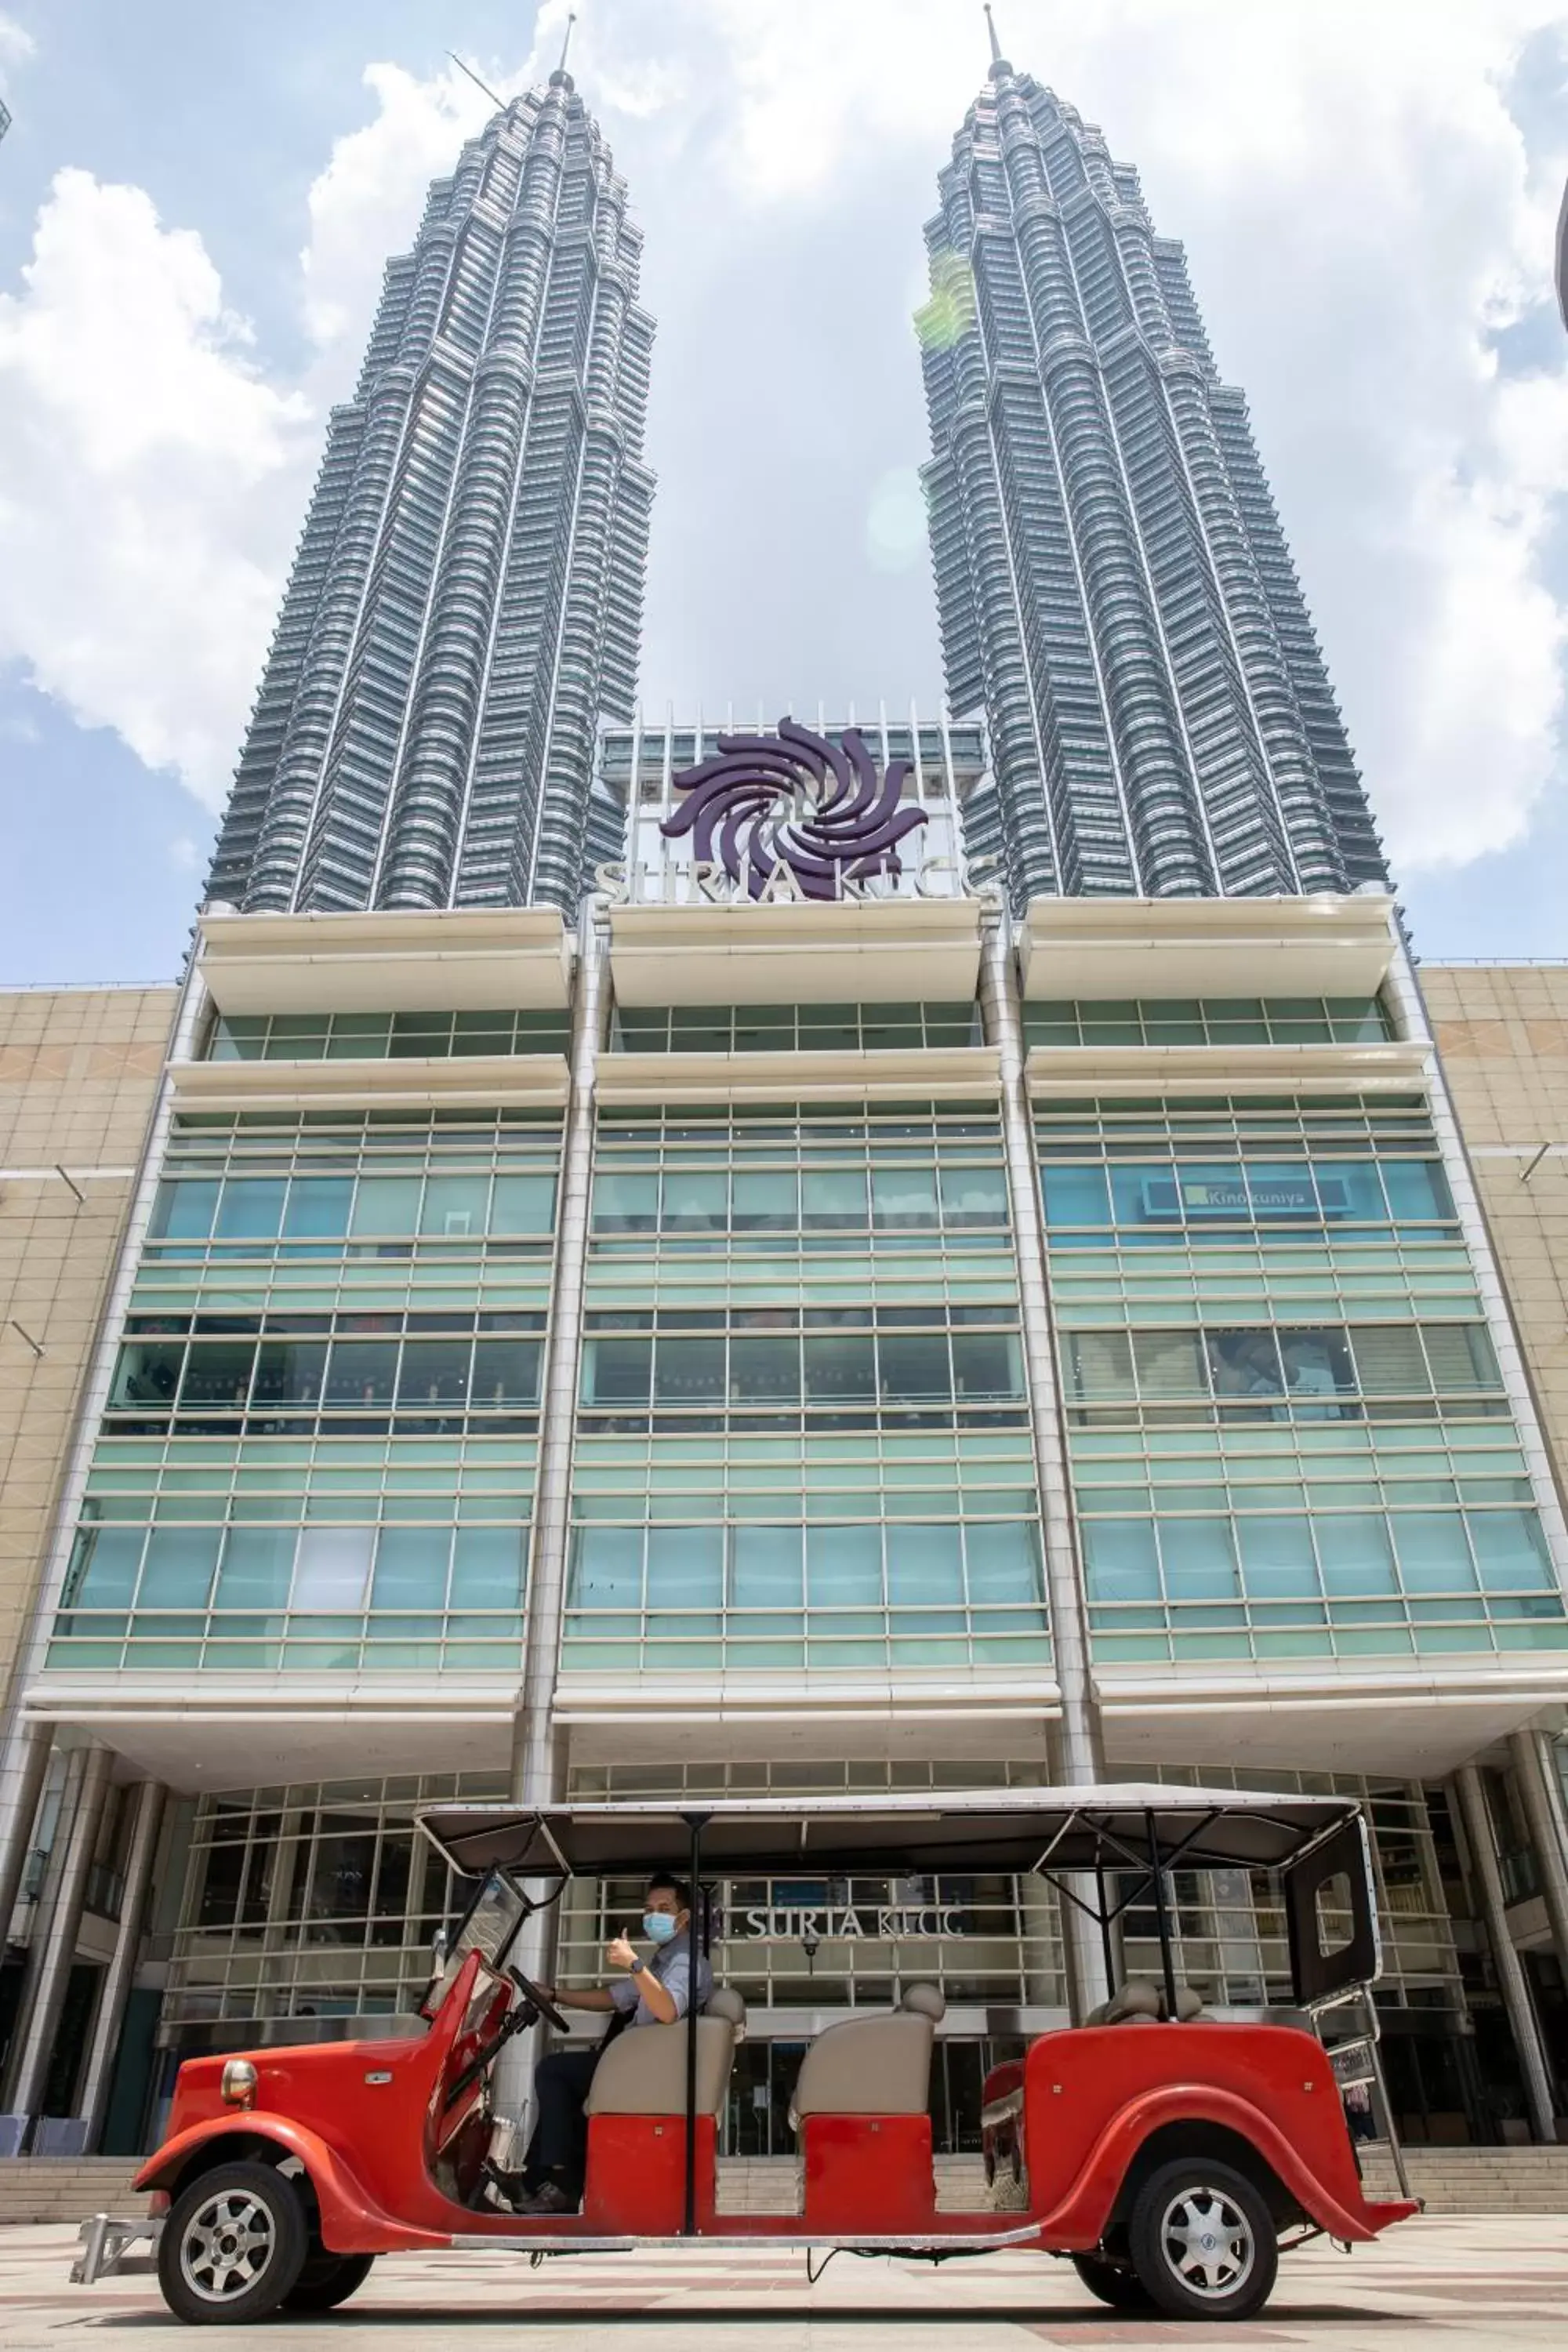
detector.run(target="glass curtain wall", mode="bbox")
[563,1097,1051,1681]
[1036,1092,1566,1664]
[50,1109,562,1675]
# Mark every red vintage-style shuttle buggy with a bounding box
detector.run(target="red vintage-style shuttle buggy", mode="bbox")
[74,1784,1417,2325]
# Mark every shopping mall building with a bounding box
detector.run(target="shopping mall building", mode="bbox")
[0,718,1564,2156]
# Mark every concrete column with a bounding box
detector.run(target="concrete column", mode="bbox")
[6,1744,113,2119]
[978,913,1108,2020]
[0,957,205,1961]
[1511,1729,1568,1996]
[3,1746,84,2103]
[76,1780,165,2146]
[1454,1763,1557,2144]
[496,906,604,2122]
[0,1723,53,1958]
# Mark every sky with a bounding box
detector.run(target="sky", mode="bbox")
[2,0,1568,982]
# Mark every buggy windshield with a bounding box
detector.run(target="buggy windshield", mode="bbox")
[420,1867,531,2018]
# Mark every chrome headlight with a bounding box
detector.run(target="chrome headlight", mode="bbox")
[220,2058,258,2108]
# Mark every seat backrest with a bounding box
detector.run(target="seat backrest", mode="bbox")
[583,1992,744,2119]
[1083,1976,1210,2027]
[704,1987,746,2037]
[791,1983,945,2122]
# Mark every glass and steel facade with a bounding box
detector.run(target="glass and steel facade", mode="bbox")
[1041,1088,1562,1668]
[11,886,1568,2151]
[207,68,655,918]
[919,48,1387,908]
[51,1103,562,1679]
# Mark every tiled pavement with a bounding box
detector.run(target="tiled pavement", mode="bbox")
[0,2215,1559,2347]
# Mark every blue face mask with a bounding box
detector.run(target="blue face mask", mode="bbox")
[643,1911,679,1945]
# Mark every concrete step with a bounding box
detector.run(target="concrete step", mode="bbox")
[1359,2146,1568,2212]
[0,2160,145,2225]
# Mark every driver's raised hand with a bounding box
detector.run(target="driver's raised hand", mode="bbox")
[605,1933,637,1970]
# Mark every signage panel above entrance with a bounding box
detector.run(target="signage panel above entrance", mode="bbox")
[598,717,996,906]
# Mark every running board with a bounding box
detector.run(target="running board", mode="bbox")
[452,2221,1047,2254]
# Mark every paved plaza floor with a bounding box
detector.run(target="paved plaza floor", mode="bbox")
[0,2214,1560,2347]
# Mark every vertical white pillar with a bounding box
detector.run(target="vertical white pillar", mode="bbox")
[76,1780,165,2147]
[1511,1730,1568,2002]
[978,911,1108,2019]
[7,1744,112,2120]
[0,1725,52,1960]
[496,906,604,2122]
[1454,1763,1557,2145]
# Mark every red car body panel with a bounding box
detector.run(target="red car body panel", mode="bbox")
[985,2024,1417,2246]
[801,2114,934,2234]
[134,1951,1416,2256]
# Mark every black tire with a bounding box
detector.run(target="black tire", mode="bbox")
[158,2159,310,2325]
[1072,2252,1156,2312]
[1127,2157,1279,2322]
[284,2251,376,2312]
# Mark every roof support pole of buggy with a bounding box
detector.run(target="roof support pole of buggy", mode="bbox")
[683,1813,710,2237]
[980,910,1109,2020]
[1453,1763,1557,2145]
[496,901,606,2127]
[1144,1809,1180,2024]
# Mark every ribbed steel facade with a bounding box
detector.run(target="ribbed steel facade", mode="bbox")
[919,53,1387,908]
[209,71,655,918]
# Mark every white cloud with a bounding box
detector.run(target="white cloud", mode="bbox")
[0,13,34,78]
[300,62,493,352]
[0,170,311,804]
[2,0,1567,880]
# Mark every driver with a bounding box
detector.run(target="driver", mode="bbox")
[497,1871,712,2216]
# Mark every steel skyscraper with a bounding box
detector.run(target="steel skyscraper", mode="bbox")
[919,24,1386,906]
[209,62,654,917]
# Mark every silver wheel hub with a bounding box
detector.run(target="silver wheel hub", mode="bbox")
[1159,2185,1254,2299]
[179,2189,275,2303]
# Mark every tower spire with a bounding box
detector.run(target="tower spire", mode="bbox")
[560,11,576,74]
[983,4,1009,74]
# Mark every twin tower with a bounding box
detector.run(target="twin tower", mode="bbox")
[209,42,1388,924]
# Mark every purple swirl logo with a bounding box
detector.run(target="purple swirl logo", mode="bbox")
[660,717,929,902]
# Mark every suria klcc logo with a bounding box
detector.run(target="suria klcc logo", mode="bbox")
[593,716,997,905]
[662,717,928,901]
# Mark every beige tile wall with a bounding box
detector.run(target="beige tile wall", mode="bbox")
[0,988,174,1690]
[1425,964,1568,1489]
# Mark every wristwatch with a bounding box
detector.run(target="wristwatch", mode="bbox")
[629,1956,644,1976]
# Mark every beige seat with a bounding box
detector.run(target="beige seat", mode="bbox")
[1083,1976,1210,2026]
[790,1983,945,2126]
[583,1987,746,2118]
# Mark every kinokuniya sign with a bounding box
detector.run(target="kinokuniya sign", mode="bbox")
[1140,1172,1352,1222]
[597,716,1000,906]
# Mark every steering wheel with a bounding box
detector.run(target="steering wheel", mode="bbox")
[507,1965,572,2035]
